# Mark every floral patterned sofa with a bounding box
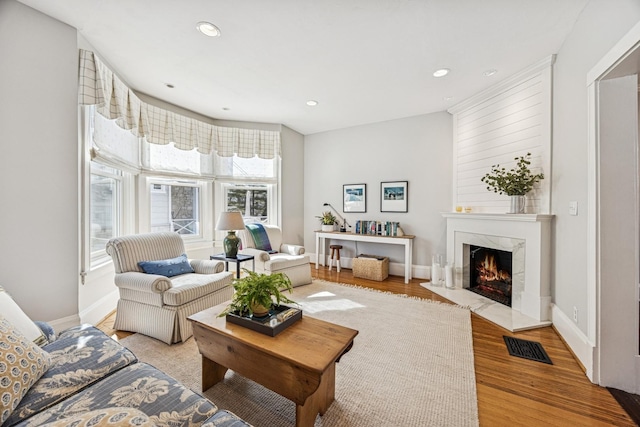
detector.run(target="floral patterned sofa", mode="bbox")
[0,286,250,427]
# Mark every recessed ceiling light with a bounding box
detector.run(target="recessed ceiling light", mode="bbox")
[196,21,221,37]
[306,100,319,106]
[433,68,450,78]
[443,96,454,101]
[165,83,174,89]
[483,69,498,77]
[222,107,230,111]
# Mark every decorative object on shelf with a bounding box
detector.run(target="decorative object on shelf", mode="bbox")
[480,152,544,214]
[343,184,366,213]
[219,270,295,318]
[215,211,245,258]
[317,210,337,232]
[381,181,408,212]
[321,202,351,232]
[355,220,403,236]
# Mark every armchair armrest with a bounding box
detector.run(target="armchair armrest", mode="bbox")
[190,259,225,274]
[239,247,271,261]
[114,272,172,293]
[279,244,305,255]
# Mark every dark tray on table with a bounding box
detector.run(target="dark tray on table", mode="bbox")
[226,305,302,336]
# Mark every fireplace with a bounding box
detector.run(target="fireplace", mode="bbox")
[469,245,512,307]
[434,212,553,332]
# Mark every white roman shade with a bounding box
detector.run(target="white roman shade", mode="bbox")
[78,49,280,161]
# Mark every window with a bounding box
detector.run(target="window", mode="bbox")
[149,180,201,236]
[225,184,271,224]
[90,162,121,260]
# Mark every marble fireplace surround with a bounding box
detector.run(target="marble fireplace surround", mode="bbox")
[425,213,554,331]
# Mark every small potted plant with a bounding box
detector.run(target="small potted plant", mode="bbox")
[481,152,544,213]
[219,269,295,317]
[317,211,337,232]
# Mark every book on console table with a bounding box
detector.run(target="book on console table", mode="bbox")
[225,305,302,337]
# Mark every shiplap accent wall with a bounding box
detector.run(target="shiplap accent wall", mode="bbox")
[448,56,554,214]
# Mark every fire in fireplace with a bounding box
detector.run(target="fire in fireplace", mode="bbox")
[469,245,512,307]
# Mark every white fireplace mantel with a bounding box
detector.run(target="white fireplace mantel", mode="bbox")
[430,212,554,331]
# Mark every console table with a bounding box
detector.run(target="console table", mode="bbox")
[315,231,414,283]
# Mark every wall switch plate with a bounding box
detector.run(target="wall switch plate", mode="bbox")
[573,306,578,322]
[569,201,578,216]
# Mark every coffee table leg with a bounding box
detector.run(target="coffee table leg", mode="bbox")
[201,355,228,392]
[295,363,336,426]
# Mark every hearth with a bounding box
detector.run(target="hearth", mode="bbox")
[469,245,512,307]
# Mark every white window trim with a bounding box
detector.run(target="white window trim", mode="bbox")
[139,175,213,250]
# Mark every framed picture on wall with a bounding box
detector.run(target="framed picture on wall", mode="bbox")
[343,184,366,213]
[380,181,408,212]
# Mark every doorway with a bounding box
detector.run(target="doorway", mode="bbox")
[589,24,640,393]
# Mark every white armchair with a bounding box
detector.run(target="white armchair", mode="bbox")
[106,232,234,344]
[238,224,312,287]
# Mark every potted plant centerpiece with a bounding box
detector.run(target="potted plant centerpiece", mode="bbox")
[481,152,544,214]
[219,269,295,318]
[317,211,337,232]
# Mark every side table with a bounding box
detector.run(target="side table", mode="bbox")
[210,253,255,279]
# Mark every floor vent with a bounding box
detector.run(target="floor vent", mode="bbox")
[503,336,553,364]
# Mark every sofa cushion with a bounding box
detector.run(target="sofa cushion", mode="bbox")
[244,224,273,251]
[4,325,137,427]
[163,272,233,306]
[39,408,155,427]
[0,287,46,346]
[138,254,195,278]
[0,316,51,425]
[17,363,217,427]
[264,254,311,272]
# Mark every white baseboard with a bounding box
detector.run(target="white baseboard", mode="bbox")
[79,290,119,326]
[48,314,81,334]
[551,303,595,381]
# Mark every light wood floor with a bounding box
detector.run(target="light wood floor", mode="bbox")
[97,267,635,426]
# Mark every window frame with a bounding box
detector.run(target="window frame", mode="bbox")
[139,175,212,244]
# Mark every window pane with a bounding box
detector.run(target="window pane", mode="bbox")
[150,184,200,235]
[215,154,275,178]
[90,174,117,253]
[226,185,268,223]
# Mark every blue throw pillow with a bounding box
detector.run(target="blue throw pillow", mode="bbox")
[138,254,195,277]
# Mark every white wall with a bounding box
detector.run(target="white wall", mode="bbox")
[0,0,80,326]
[304,112,452,276]
[280,125,305,246]
[552,0,640,343]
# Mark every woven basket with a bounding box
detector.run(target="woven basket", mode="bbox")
[352,255,389,281]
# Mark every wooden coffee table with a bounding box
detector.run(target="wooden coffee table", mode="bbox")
[188,306,358,427]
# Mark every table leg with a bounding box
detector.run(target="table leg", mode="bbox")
[315,233,320,269]
[224,261,229,272]
[295,363,335,426]
[201,355,228,392]
[236,261,241,278]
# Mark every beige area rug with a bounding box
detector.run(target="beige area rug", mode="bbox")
[119,280,479,427]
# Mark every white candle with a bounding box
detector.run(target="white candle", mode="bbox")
[431,264,440,284]
[445,265,454,288]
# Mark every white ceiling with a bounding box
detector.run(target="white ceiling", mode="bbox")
[18,0,588,135]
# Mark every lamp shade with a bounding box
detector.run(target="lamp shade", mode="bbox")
[215,211,245,231]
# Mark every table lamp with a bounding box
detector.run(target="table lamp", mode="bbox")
[323,202,350,232]
[215,211,245,258]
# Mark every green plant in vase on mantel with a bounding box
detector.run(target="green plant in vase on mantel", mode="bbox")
[480,152,544,214]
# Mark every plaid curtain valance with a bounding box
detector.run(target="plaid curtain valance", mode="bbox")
[78,49,280,159]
